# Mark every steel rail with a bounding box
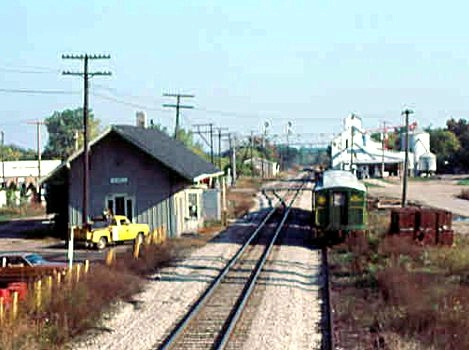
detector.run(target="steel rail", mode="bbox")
[214,181,305,349]
[321,247,334,350]
[158,184,301,350]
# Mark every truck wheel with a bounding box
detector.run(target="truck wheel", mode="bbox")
[96,237,107,250]
[136,233,144,245]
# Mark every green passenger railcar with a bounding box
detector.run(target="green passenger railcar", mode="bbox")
[313,170,367,236]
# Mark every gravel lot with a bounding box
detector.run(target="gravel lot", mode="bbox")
[366,176,469,234]
[71,180,323,350]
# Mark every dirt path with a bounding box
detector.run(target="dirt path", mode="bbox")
[366,175,469,234]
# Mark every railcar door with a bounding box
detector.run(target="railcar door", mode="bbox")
[348,191,366,228]
[331,191,348,229]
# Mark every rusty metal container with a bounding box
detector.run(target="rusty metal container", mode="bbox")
[435,209,452,229]
[437,229,454,246]
[389,207,418,235]
[435,210,453,245]
[415,208,437,244]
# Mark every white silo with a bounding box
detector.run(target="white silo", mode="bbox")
[418,152,437,175]
[401,130,431,176]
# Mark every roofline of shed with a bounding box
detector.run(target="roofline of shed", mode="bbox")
[193,171,224,183]
[39,126,114,185]
[41,126,224,185]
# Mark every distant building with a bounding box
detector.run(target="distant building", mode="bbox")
[0,160,61,187]
[0,159,62,207]
[244,157,280,178]
[330,115,436,178]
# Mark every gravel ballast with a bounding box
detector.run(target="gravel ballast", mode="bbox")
[72,181,323,350]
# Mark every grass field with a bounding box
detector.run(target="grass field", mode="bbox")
[457,177,469,186]
[0,203,46,222]
[330,211,469,350]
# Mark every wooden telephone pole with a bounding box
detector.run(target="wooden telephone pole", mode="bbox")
[401,108,414,207]
[62,54,111,225]
[26,120,46,200]
[163,93,194,140]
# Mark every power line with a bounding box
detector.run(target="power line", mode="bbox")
[192,123,214,164]
[92,92,165,112]
[0,88,78,94]
[0,67,60,74]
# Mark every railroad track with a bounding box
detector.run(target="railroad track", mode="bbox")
[157,179,306,350]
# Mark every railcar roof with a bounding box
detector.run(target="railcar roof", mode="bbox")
[315,170,366,192]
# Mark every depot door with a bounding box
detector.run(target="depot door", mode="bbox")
[106,195,134,222]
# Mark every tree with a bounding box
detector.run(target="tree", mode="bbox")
[443,118,469,171]
[0,144,36,161]
[149,122,209,161]
[43,108,101,160]
[428,128,460,172]
[446,118,469,137]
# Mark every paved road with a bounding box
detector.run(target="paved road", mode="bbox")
[0,215,129,263]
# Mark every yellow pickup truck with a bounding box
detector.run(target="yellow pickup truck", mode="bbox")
[75,215,150,250]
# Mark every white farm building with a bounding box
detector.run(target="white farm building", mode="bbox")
[330,115,436,178]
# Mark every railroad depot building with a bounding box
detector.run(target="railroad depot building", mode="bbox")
[43,123,223,237]
[331,114,437,178]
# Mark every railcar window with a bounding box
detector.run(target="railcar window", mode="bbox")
[333,193,345,206]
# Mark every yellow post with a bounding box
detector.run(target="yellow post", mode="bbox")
[56,271,62,286]
[84,259,90,274]
[145,232,152,245]
[152,228,159,245]
[75,263,81,283]
[162,226,167,242]
[66,268,72,286]
[0,297,4,324]
[35,279,42,311]
[105,248,115,266]
[46,275,53,301]
[133,238,141,259]
[11,291,18,320]
[153,228,159,244]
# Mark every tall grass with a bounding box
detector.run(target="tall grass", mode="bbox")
[330,211,469,349]
[0,236,211,349]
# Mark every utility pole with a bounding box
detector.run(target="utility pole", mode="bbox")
[163,93,194,140]
[250,131,254,177]
[209,123,213,165]
[26,120,46,201]
[381,121,386,178]
[350,126,354,173]
[286,121,292,171]
[193,123,214,164]
[74,130,79,151]
[262,121,270,179]
[216,127,228,170]
[1,131,4,188]
[62,54,111,225]
[228,134,237,186]
[401,109,413,207]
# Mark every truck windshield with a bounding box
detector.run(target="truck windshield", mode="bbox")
[91,220,108,229]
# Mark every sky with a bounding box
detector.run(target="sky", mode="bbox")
[1,1,469,151]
